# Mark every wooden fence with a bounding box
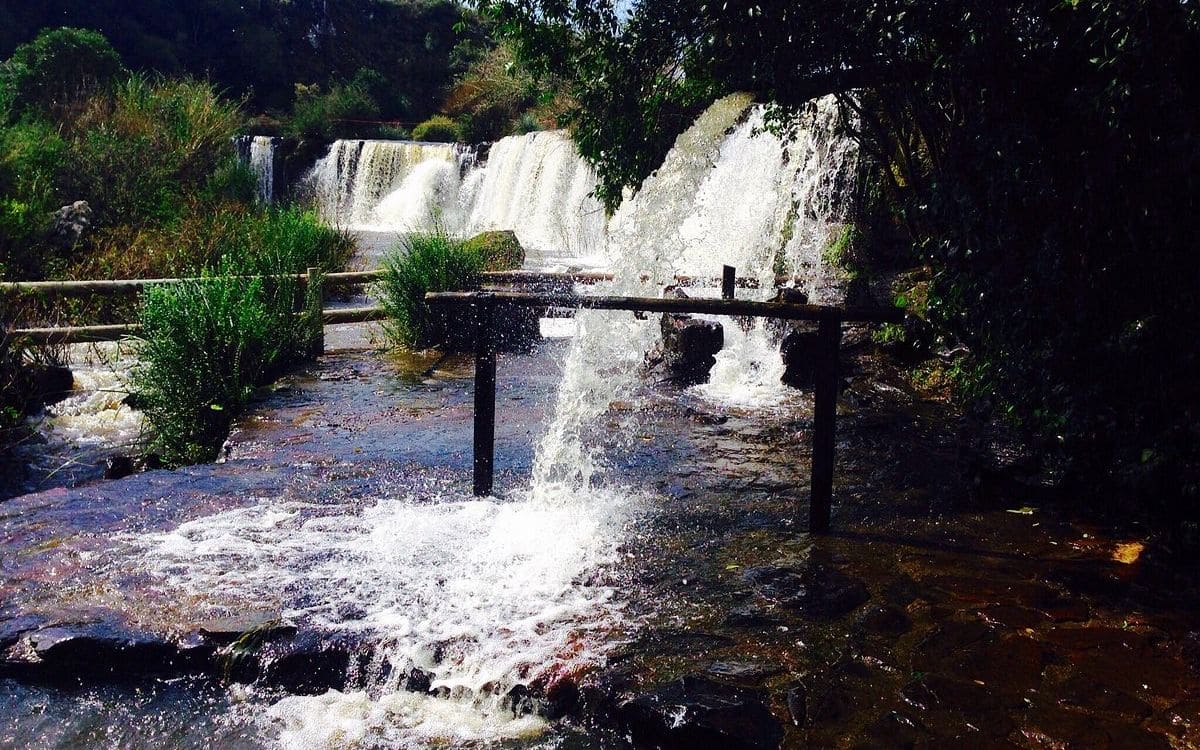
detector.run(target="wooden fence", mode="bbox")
[427,270,904,534]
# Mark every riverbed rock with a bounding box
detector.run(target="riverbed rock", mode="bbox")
[705,660,784,683]
[743,561,870,620]
[658,305,724,385]
[24,622,180,680]
[618,675,783,750]
[195,612,297,644]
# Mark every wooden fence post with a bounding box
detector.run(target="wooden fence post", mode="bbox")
[473,294,497,496]
[722,265,736,300]
[809,317,841,533]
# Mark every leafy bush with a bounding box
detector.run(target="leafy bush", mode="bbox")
[133,256,320,465]
[378,230,483,350]
[0,27,124,122]
[77,205,354,289]
[0,120,68,278]
[411,115,464,143]
[67,75,242,227]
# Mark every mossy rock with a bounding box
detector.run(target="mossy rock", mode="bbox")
[464,230,525,272]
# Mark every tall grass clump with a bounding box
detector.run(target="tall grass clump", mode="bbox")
[133,255,320,466]
[378,230,483,350]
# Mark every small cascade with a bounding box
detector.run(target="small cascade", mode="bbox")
[235,135,281,204]
[303,140,475,229]
[464,131,608,266]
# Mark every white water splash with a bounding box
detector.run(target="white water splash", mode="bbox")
[302,133,605,268]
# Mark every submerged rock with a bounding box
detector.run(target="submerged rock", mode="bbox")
[743,561,870,620]
[619,675,783,750]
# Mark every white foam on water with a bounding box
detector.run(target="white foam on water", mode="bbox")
[135,483,641,748]
[691,321,795,410]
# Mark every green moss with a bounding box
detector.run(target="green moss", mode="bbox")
[412,115,464,143]
[462,230,525,272]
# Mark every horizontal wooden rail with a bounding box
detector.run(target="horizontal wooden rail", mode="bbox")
[0,270,383,297]
[426,290,905,324]
[479,271,805,289]
[9,306,389,344]
[428,287,904,534]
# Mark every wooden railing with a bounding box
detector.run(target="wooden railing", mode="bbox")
[426,270,904,534]
[0,269,803,345]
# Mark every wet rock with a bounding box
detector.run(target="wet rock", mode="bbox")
[859,604,912,635]
[658,308,724,385]
[104,456,135,480]
[640,629,736,654]
[47,200,93,249]
[743,562,869,620]
[26,622,180,680]
[32,364,74,406]
[723,604,784,628]
[540,674,581,719]
[255,633,355,694]
[195,612,297,644]
[0,615,47,652]
[704,660,784,683]
[855,710,929,749]
[618,675,783,750]
[780,326,820,389]
[1054,674,1153,722]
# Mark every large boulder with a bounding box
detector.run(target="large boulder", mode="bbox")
[618,675,784,750]
[464,230,525,272]
[47,201,93,249]
[655,289,724,385]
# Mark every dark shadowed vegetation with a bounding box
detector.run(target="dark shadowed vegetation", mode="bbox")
[486,0,1200,538]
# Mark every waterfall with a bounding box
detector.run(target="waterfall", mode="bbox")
[302,140,475,230]
[145,95,860,749]
[301,133,606,267]
[235,135,280,204]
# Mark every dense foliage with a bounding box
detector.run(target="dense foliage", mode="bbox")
[487,0,1200,529]
[0,1,485,132]
[0,29,354,465]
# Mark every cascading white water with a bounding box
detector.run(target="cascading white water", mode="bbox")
[250,136,278,205]
[302,132,606,267]
[303,140,475,230]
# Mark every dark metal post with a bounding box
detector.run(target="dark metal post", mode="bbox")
[722,265,736,300]
[809,318,841,533]
[473,295,497,496]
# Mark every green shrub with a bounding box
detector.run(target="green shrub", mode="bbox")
[411,115,464,143]
[68,76,242,227]
[378,230,483,350]
[133,256,320,465]
[0,27,125,122]
[201,156,258,206]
